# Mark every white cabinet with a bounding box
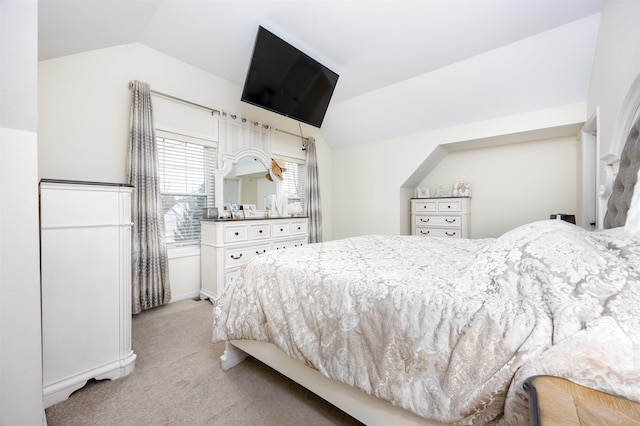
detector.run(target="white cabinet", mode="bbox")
[40,180,136,408]
[200,218,309,298]
[411,197,471,238]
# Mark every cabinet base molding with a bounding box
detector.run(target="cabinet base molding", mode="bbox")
[199,287,216,301]
[43,351,136,408]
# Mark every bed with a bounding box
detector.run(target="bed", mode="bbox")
[211,86,640,425]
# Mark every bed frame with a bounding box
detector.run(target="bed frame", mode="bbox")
[222,340,446,426]
[219,73,640,426]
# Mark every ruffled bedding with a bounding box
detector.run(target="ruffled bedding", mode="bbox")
[211,220,640,425]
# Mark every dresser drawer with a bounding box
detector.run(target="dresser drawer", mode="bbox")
[273,238,307,251]
[271,223,290,237]
[290,221,307,235]
[249,223,271,240]
[414,215,462,227]
[224,225,248,243]
[413,201,437,212]
[225,243,270,268]
[415,228,462,238]
[437,201,462,212]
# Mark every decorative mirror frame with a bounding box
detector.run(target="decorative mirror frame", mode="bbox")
[215,147,275,211]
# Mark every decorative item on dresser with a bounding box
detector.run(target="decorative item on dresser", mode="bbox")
[39,179,136,408]
[200,217,309,299]
[410,197,471,238]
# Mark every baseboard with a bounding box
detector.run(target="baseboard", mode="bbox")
[169,290,201,303]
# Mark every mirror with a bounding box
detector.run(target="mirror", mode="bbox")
[215,148,279,216]
[223,156,277,210]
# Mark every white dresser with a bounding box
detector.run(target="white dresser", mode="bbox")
[40,180,136,408]
[411,197,471,238]
[200,217,309,299]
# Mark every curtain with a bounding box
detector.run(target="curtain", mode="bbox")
[215,113,274,156]
[128,80,171,314]
[304,137,322,243]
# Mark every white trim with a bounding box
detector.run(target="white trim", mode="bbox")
[169,290,201,303]
[580,108,598,229]
[156,127,217,148]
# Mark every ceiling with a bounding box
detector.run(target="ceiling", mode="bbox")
[38,0,604,149]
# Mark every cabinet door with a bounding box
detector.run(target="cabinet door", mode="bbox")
[42,227,121,385]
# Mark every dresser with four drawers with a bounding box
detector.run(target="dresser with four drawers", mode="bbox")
[410,197,471,238]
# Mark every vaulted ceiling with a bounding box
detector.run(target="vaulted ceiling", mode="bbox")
[38,0,604,148]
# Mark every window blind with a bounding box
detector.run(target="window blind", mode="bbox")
[157,136,216,245]
[280,160,306,208]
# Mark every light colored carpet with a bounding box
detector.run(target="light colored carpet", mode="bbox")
[45,298,362,425]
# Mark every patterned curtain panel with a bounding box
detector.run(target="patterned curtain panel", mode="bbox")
[128,80,171,314]
[305,137,322,243]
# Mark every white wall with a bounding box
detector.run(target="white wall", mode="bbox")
[331,103,585,240]
[588,0,640,159]
[167,251,202,302]
[419,136,578,238]
[38,43,334,300]
[0,1,44,424]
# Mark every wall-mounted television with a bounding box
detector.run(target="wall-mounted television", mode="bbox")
[241,26,339,128]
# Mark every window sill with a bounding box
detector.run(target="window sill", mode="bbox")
[167,244,200,259]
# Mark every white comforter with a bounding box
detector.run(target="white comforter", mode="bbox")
[212,220,640,425]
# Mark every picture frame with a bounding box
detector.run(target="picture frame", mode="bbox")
[417,187,430,198]
[453,182,471,197]
[242,204,257,217]
[230,204,244,220]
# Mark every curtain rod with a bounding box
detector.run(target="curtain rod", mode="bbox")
[128,81,309,143]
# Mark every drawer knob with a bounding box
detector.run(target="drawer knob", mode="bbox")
[445,231,456,236]
[230,253,243,260]
[280,228,284,232]
[234,232,239,236]
[447,205,451,209]
[420,218,430,223]
[259,230,263,233]
[445,218,456,223]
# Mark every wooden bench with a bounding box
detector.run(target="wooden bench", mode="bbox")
[524,376,640,425]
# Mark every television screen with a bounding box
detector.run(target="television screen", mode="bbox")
[241,26,339,128]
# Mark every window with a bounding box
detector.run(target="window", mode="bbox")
[157,135,216,246]
[280,159,306,208]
